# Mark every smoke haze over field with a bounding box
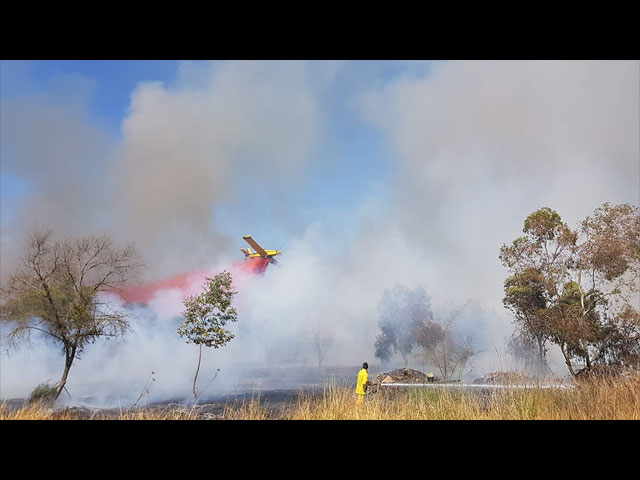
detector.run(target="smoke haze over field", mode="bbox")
[1,60,638,405]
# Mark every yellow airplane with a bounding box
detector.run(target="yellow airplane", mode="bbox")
[241,235,282,266]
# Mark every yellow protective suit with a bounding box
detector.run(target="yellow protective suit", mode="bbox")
[356,368,368,396]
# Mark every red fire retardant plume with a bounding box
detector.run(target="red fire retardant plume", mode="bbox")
[108,257,270,305]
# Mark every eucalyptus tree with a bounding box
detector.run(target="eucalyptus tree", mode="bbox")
[500,207,576,374]
[553,203,640,376]
[500,203,640,377]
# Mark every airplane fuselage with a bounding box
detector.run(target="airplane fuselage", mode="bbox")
[246,249,281,259]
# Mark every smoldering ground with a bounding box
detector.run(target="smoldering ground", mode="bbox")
[1,60,638,406]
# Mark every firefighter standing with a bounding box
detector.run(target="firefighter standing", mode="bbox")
[356,362,369,402]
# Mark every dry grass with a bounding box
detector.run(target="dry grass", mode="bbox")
[0,402,77,420]
[231,375,640,420]
[3,374,639,420]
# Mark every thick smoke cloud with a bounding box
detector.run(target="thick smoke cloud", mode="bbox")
[359,60,639,308]
[107,61,320,277]
[1,60,638,405]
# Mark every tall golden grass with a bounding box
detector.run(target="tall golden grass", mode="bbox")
[2,374,638,420]
[286,376,640,420]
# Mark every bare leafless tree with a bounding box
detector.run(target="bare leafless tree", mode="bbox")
[311,321,334,367]
[0,227,144,403]
[424,304,476,381]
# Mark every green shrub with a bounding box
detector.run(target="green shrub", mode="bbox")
[28,383,58,405]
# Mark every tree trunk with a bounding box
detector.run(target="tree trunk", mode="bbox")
[193,344,202,400]
[560,343,576,378]
[536,337,547,376]
[55,346,76,402]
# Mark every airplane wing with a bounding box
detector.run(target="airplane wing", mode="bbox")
[243,235,269,257]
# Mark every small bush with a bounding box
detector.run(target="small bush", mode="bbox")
[28,383,58,405]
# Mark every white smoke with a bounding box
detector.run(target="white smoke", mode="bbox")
[359,59,639,309]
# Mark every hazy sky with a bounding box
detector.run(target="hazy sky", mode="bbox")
[1,60,638,403]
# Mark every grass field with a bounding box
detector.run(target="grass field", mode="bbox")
[2,374,638,420]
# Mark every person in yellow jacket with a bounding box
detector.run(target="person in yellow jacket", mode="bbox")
[356,362,369,401]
